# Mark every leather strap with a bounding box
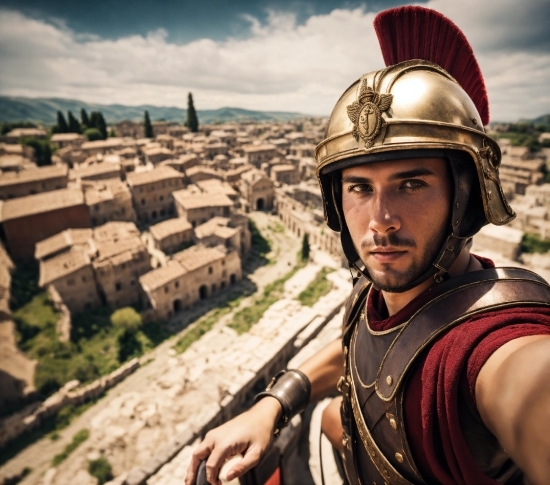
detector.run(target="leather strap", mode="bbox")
[376,267,550,400]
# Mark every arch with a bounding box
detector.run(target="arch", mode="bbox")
[152,210,158,219]
[230,274,237,285]
[256,198,265,211]
[199,285,208,300]
[173,299,182,313]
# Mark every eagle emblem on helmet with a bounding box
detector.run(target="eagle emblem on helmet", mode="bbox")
[347,78,393,149]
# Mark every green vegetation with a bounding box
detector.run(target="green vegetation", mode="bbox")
[0,121,38,135]
[186,92,199,133]
[52,429,89,466]
[84,128,103,141]
[20,136,53,166]
[297,268,334,307]
[493,122,550,152]
[111,307,142,333]
[144,110,154,138]
[268,221,285,233]
[228,258,306,335]
[173,296,246,354]
[88,457,113,484]
[54,110,68,133]
[521,233,550,254]
[67,110,81,133]
[301,233,310,262]
[81,108,90,128]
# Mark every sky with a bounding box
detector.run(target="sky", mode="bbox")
[0,0,549,121]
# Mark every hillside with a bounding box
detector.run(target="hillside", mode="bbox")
[0,96,306,125]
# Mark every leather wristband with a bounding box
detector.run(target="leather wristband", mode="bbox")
[254,369,312,436]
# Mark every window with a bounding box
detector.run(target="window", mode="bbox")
[208,267,213,274]
[82,276,87,283]
[164,286,169,294]
[115,282,122,291]
[67,278,75,286]
[175,281,179,289]
[141,198,146,205]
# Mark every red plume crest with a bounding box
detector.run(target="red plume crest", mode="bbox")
[373,6,489,125]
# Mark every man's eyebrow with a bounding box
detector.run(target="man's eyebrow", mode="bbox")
[341,168,436,184]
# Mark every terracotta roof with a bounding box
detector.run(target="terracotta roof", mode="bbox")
[35,228,93,260]
[139,260,187,291]
[6,128,47,138]
[50,133,85,142]
[81,138,125,151]
[195,218,238,239]
[0,188,84,222]
[172,245,226,272]
[69,163,121,180]
[149,217,193,241]
[0,165,68,187]
[242,144,276,153]
[93,221,140,243]
[126,166,183,187]
[83,180,131,205]
[196,179,238,197]
[271,164,296,173]
[39,248,91,286]
[172,191,233,210]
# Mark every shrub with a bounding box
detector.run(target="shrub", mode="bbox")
[88,456,113,484]
[110,307,142,333]
[52,429,89,466]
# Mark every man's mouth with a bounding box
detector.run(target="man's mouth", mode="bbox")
[369,247,407,262]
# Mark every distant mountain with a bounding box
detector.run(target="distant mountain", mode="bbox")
[0,96,306,125]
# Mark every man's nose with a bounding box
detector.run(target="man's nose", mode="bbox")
[368,192,400,234]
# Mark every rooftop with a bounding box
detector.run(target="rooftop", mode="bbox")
[271,164,296,173]
[81,138,126,151]
[35,228,93,260]
[83,180,132,206]
[69,163,121,180]
[172,191,233,210]
[172,245,226,272]
[126,166,184,187]
[0,188,84,222]
[39,248,91,286]
[0,165,68,187]
[50,133,85,142]
[139,260,187,292]
[149,217,193,241]
[242,144,276,153]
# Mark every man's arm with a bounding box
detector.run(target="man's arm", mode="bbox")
[185,338,343,485]
[476,334,550,485]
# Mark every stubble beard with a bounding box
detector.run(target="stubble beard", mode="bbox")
[361,228,448,293]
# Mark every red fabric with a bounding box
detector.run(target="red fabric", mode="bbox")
[367,259,550,484]
[264,467,280,485]
[373,6,489,124]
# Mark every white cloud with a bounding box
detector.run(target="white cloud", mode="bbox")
[0,2,548,121]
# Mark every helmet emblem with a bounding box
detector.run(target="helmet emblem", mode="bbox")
[347,78,393,149]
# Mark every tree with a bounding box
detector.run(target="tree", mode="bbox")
[110,307,142,333]
[56,111,68,133]
[80,108,90,129]
[84,128,102,141]
[186,92,199,133]
[144,110,154,138]
[67,111,81,133]
[20,137,52,166]
[301,233,310,261]
[89,111,107,139]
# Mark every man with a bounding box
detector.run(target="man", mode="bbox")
[186,6,550,485]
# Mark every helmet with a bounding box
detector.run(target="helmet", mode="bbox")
[315,11,516,290]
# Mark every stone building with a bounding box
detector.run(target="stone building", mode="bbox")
[0,165,68,200]
[143,147,174,165]
[81,138,128,157]
[50,133,86,149]
[39,248,100,314]
[92,223,151,308]
[203,142,229,161]
[185,166,223,184]
[173,191,234,227]
[35,228,93,261]
[242,144,278,168]
[224,164,254,186]
[126,166,185,224]
[115,121,144,139]
[0,188,90,259]
[472,224,524,261]
[240,169,275,211]
[149,217,194,254]
[2,128,48,143]
[271,164,300,185]
[194,217,250,257]
[498,144,545,195]
[139,245,242,320]
[84,180,136,226]
[69,162,122,182]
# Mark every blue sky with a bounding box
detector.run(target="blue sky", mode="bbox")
[0,0,549,120]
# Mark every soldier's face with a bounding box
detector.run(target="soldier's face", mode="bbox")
[341,157,452,292]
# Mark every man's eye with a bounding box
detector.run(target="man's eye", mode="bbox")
[402,180,425,190]
[347,184,371,193]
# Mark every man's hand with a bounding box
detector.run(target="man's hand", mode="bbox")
[185,397,282,485]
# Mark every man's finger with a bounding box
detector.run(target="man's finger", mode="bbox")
[185,442,213,485]
[205,444,242,485]
[224,445,262,482]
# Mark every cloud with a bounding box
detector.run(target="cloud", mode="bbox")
[0,3,548,121]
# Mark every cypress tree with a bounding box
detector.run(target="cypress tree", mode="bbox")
[144,111,154,138]
[81,108,90,129]
[97,112,108,140]
[186,93,199,133]
[301,233,310,261]
[67,111,81,133]
[56,111,68,133]
[89,111,100,129]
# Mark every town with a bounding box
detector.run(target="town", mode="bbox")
[0,105,550,485]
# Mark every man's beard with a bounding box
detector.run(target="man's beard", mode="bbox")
[360,230,447,293]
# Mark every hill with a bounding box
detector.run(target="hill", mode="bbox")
[0,96,306,125]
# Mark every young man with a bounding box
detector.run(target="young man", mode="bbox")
[186,7,550,485]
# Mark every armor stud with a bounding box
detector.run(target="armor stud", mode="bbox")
[395,453,404,463]
[386,375,393,386]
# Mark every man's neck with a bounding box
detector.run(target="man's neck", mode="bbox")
[381,248,482,316]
